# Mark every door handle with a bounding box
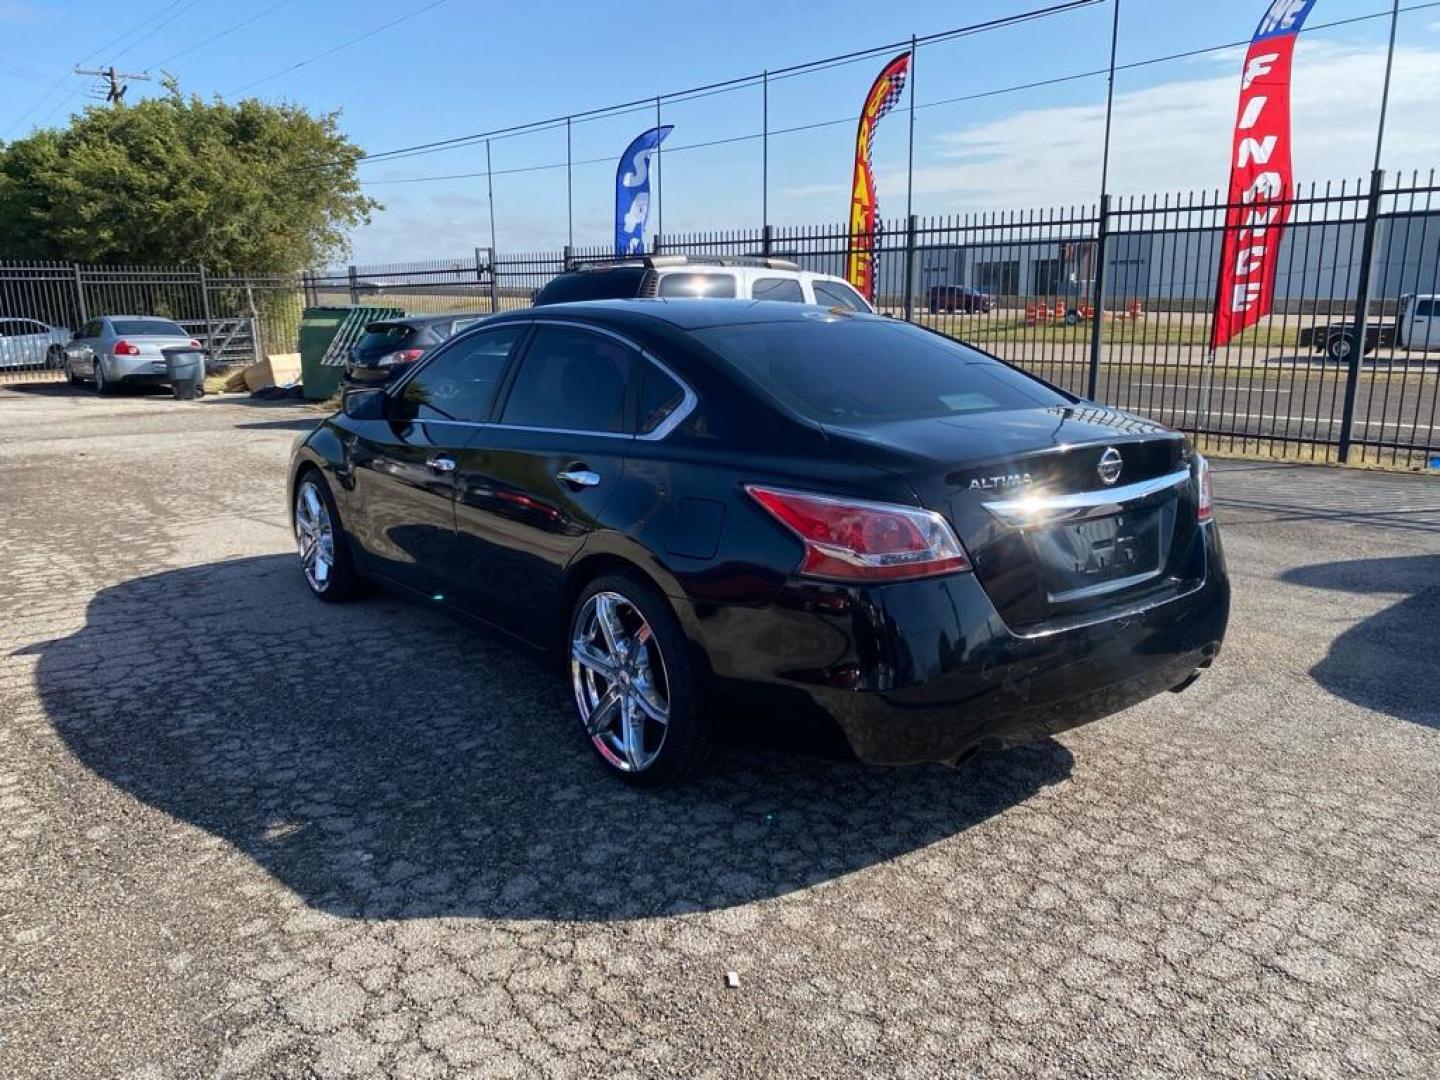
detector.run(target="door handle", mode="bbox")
[427,454,457,473]
[556,467,601,488]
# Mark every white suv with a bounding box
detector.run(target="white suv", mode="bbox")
[533,255,874,312]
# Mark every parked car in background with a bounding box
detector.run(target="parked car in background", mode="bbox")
[345,313,487,386]
[533,255,875,312]
[0,319,71,369]
[926,284,993,314]
[1298,294,1440,362]
[64,316,202,394]
[290,300,1228,787]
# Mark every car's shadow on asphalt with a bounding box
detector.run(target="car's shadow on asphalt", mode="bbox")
[23,555,1073,922]
[1281,554,1440,728]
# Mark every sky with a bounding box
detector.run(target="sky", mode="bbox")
[1,0,1438,264]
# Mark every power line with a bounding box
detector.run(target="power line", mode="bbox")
[334,1,1102,172]
[2,0,188,136]
[74,66,153,104]
[230,0,451,95]
[115,0,203,62]
[358,0,1440,190]
[150,0,296,69]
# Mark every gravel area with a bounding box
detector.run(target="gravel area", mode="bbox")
[1,383,1438,1078]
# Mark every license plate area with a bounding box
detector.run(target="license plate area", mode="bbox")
[1031,503,1174,603]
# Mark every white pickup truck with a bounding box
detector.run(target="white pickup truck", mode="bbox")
[1299,294,1439,362]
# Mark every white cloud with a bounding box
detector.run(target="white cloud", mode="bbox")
[780,181,846,199]
[0,1,41,21]
[894,41,1440,212]
[350,40,1440,257]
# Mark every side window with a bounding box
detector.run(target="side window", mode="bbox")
[753,276,805,303]
[1416,299,1434,318]
[657,273,737,298]
[81,320,102,338]
[500,326,637,434]
[812,280,869,311]
[0,321,18,337]
[638,363,686,435]
[451,317,482,334]
[396,326,525,422]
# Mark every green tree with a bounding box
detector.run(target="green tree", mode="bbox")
[0,81,379,273]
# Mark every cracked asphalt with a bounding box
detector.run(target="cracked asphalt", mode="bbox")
[1,381,1439,1078]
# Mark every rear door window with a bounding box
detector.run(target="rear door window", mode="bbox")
[499,326,638,434]
[638,363,686,435]
[752,277,805,303]
[395,326,526,422]
[656,273,736,298]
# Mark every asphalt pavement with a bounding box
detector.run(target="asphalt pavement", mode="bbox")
[1,382,1439,1078]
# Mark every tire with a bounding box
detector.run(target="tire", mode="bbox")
[93,359,112,395]
[293,470,363,603]
[1324,333,1354,364]
[1064,310,1080,326]
[568,571,712,788]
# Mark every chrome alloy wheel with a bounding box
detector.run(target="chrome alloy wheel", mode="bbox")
[571,591,671,772]
[294,480,336,593]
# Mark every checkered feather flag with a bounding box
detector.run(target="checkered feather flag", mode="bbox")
[846,51,912,301]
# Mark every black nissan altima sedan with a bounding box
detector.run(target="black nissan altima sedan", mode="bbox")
[289,300,1229,787]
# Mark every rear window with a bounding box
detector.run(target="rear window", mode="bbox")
[694,317,1072,424]
[355,324,418,353]
[657,273,736,298]
[112,319,188,336]
[533,268,648,305]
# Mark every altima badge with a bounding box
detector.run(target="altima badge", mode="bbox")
[1097,447,1124,486]
[968,473,1033,491]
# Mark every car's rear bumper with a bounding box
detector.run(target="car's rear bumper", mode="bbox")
[677,525,1229,765]
[107,354,174,381]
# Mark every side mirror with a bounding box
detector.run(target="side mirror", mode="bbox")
[341,386,388,420]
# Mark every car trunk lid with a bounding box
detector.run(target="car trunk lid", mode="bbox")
[823,405,1204,632]
[125,335,197,368]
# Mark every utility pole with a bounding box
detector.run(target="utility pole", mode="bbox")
[74,66,151,104]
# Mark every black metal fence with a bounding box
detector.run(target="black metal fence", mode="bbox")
[3,170,1437,469]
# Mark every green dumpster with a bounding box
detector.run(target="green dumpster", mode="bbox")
[299,306,404,401]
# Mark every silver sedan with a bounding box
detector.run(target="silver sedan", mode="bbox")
[0,318,71,370]
[65,315,200,394]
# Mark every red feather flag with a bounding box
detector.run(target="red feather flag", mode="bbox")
[1209,0,1317,352]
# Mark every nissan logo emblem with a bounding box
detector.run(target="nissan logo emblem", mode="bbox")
[1097,447,1124,486]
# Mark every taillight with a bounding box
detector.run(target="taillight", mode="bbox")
[1196,454,1214,523]
[114,339,141,356]
[746,485,971,582]
[189,338,202,348]
[385,348,425,365]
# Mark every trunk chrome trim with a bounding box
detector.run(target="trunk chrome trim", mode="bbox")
[982,467,1191,527]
